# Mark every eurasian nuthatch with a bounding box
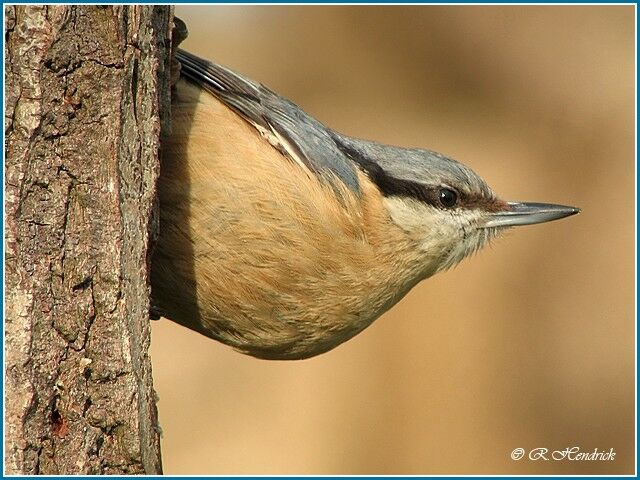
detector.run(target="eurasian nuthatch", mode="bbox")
[151,49,579,360]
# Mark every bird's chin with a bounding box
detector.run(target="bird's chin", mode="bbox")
[438,225,502,273]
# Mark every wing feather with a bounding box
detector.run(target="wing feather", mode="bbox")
[176,49,361,194]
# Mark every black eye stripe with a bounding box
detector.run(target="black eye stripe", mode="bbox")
[340,146,495,210]
[370,170,460,209]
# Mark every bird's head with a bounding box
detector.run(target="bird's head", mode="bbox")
[334,135,580,276]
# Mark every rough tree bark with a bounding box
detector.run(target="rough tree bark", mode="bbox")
[5,5,172,474]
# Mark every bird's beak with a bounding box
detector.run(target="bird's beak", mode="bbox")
[484,201,580,228]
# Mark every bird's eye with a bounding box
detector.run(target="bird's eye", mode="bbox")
[438,188,458,208]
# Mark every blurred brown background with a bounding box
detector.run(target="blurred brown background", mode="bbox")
[150,5,635,475]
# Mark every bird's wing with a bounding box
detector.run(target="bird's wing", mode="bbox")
[176,49,361,194]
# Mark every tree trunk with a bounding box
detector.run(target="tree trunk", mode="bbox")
[5,5,171,474]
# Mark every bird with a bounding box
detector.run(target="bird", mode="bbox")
[150,48,579,360]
